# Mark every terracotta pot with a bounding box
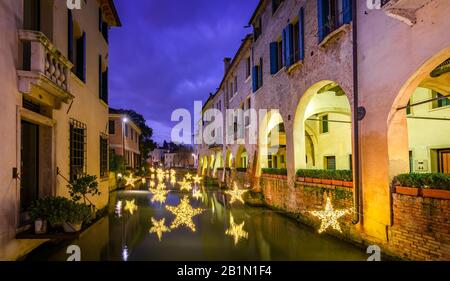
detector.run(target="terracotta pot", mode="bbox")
[321,179,333,185]
[63,222,82,233]
[331,180,343,186]
[313,178,321,184]
[34,219,47,234]
[395,186,419,196]
[305,177,313,183]
[422,188,450,200]
[297,177,305,182]
[343,181,354,188]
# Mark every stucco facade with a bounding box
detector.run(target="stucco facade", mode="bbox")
[0,0,120,260]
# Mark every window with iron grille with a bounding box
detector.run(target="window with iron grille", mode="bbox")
[69,119,87,180]
[100,136,108,178]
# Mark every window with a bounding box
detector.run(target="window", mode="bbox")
[349,154,353,171]
[99,56,108,104]
[246,57,251,78]
[272,0,284,14]
[268,155,273,168]
[318,0,352,42]
[68,10,86,83]
[292,7,305,62]
[253,17,262,41]
[325,156,336,170]
[130,128,134,141]
[258,57,263,88]
[109,120,115,134]
[270,40,283,74]
[99,8,109,42]
[70,119,87,180]
[406,101,411,115]
[320,114,329,134]
[125,124,128,137]
[100,136,108,178]
[280,155,285,164]
[234,76,238,94]
[432,91,450,108]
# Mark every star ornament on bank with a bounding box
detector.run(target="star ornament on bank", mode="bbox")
[225,183,248,205]
[309,197,351,234]
[165,196,204,232]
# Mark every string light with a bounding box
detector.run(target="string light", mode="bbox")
[124,174,137,187]
[309,197,351,234]
[149,217,171,241]
[225,214,248,245]
[179,179,193,191]
[124,199,138,215]
[192,174,202,184]
[166,196,204,232]
[225,182,248,205]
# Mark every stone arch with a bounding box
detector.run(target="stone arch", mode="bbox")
[235,145,248,169]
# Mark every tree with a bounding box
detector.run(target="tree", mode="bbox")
[110,108,157,164]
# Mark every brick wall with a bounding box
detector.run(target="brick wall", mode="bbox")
[388,194,450,260]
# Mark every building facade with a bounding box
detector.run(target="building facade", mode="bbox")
[197,0,450,260]
[0,0,120,260]
[109,110,142,170]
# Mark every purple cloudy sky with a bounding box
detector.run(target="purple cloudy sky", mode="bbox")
[108,0,259,144]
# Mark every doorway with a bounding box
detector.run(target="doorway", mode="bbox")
[21,121,39,223]
[438,149,450,174]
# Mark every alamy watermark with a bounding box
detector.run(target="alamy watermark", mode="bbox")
[67,0,82,10]
[366,0,383,10]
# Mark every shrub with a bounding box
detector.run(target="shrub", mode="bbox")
[29,197,71,227]
[67,175,100,203]
[394,173,450,190]
[236,167,248,172]
[296,169,353,181]
[261,168,287,175]
[64,202,93,224]
[109,153,125,173]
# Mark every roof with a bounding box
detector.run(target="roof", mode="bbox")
[100,0,122,27]
[248,0,265,25]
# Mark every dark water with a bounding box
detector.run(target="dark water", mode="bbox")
[26,186,366,261]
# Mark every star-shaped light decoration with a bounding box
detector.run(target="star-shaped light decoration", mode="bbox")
[149,180,156,188]
[149,217,171,241]
[192,189,203,200]
[192,174,203,184]
[124,174,137,187]
[170,169,176,176]
[309,197,351,234]
[225,182,248,205]
[150,174,155,180]
[225,214,248,245]
[179,179,193,191]
[141,178,146,184]
[149,188,170,204]
[185,173,192,180]
[157,182,167,190]
[166,196,204,232]
[150,167,155,173]
[124,199,138,215]
[170,177,177,185]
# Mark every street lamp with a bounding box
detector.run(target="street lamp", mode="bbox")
[122,116,129,166]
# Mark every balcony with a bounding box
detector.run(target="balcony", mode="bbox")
[381,0,433,26]
[17,30,74,109]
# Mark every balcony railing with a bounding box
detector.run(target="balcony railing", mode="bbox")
[18,30,73,108]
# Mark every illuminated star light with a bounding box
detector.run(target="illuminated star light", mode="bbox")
[309,197,351,234]
[166,196,204,232]
[149,188,170,204]
[192,189,203,200]
[149,217,171,241]
[157,182,167,190]
[124,199,138,215]
[149,180,155,188]
[192,174,202,184]
[150,167,155,173]
[124,174,137,187]
[179,179,193,191]
[225,214,248,245]
[185,173,192,180]
[225,182,248,205]
[170,177,177,185]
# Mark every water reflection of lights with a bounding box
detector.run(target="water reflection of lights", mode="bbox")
[115,200,123,217]
[122,246,129,261]
[124,199,138,215]
[149,180,155,188]
[225,214,248,245]
[192,174,202,184]
[185,173,192,180]
[149,217,171,241]
[149,188,170,204]
[225,182,248,205]
[179,179,193,191]
[166,196,204,232]
[192,189,203,200]
[150,167,155,173]
[150,174,155,179]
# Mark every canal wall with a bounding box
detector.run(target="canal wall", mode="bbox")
[258,175,450,261]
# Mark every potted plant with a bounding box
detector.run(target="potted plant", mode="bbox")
[421,173,450,199]
[62,202,93,233]
[393,174,420,196]
[29,198,48,234]
[29,197,70,234]
[321,171,333,185]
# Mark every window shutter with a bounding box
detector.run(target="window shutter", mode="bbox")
[270,42,278,75]
[342,0,352,24]
[82,32,86,82]
[283,24,293,66]
[299,7,305,61]
[252,66,258,92]
[98,55,102,99]
[317,0,328,43]
[103,68,109,104]
[68,10,73,62]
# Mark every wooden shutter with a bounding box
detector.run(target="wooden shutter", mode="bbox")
[299,7,305,61]
[98,56,102,99]
[317,0,329,43]
[342,0,352,24]
[270,42,278,75]
[252,66,258,92]
[68,10,73,62]
[283,24,293,66]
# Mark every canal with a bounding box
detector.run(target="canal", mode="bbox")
[26,185,367,261]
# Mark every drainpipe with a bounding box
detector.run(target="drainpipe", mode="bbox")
[352,0,361,224]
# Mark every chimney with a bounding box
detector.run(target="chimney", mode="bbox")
[223,57,231,74]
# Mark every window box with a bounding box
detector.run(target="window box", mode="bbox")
[422,189,450,200]
[395,186,420,197]
[331,179,343,186]
[321,179,333,185]
[318,23,351,48]
[342,181,353,188]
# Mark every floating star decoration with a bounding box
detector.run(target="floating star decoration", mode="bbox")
[192,174,202,184]
[150,167,155,173]
[309,197,351,234]
[225,183,248,205]
[149,217,171,241]
[157,182,167,190]
[166,196,204,232]
[124,199,138,215]
[149,188,170,204]
[225,214,248,245]
[150,174,155,180]
[170,177,177,185]
[192,189,203,200]
[149,180,155,188]
[170,169,176,176]
[141,178,146,184]
[185,173,192,180]
[179,179,193,191]
[124,175,137,187]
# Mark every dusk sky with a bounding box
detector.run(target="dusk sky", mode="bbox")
[108,0,259,144]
